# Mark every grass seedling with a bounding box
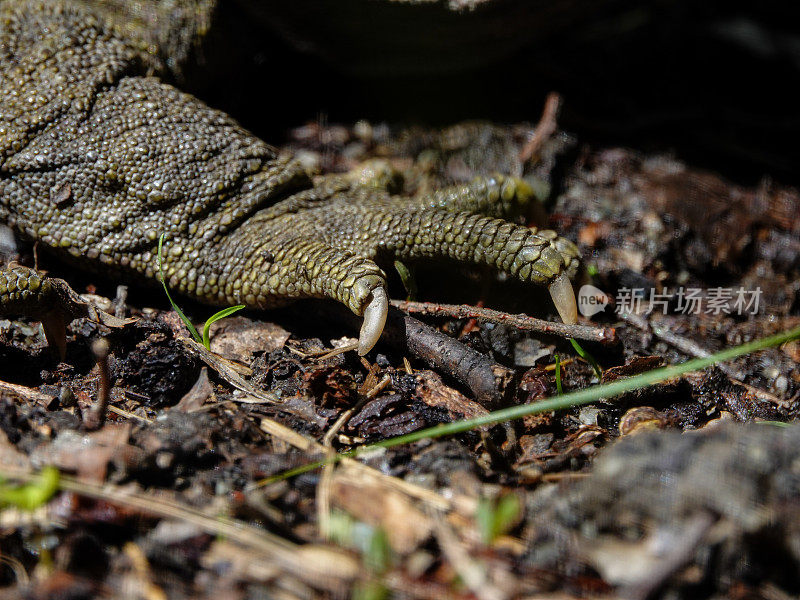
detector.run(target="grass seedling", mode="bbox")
[476,493,521,545]
[393,259,418,300]
[157,233,245,349]
[201,305,244,349]
[327,511,392,600]
[0,465,59,510]
[570,338,603,378]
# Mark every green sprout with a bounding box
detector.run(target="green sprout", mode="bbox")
[327,511,393,573]
[157,233,245,349]
[327,511,392,600]
[0,466,59,511]
[393,259,418,301]
[570,338,603,378]
[352,580,389,600]
[200,305,245,349]
[476,493,521,545]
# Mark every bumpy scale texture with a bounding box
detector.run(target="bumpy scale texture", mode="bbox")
[0,0,579,353]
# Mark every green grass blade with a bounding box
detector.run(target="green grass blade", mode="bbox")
[202,305,246,349]
[157,234,201,343]
[570,338,602,378]
[477,494,521,545]
[554,354,563,395]
[393,260,418,301]
[256,323,800,485]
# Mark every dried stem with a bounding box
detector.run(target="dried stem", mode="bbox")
[84,338,111,430]
[391,299,616,345]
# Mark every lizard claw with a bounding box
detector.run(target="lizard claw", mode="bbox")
[358,286,388,355]
[549,272,578,325]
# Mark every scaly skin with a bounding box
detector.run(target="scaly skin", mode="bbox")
[0,1,579,355]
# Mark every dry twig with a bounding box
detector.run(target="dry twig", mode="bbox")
[84,338,111,430]
[391,299,617,345]
[519,91,562,163]
[382,309,513,405]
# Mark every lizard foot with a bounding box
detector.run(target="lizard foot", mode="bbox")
[0,267,134,359]
[287,195,581,327]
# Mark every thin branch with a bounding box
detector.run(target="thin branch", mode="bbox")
[383,309,512,404]
[519,91,562,163]
[391,299,617,345]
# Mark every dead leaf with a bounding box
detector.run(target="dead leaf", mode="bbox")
[202,539,282,582]
[209,316,290,363]
[178,337,277,404]
[0,429,31,470]
[603,356,664,382]
[618,406,669,436]
[331,470,433,554]
[174,367,215,412]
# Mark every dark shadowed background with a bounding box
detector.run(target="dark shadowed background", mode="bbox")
[178,0,800,186]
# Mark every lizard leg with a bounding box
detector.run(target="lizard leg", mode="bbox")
[0,267,67,357]
[190,174,577,353]
[161,226,390,356]
[412,175,580,323]
[0,2,575,356]
[406,176,580,324]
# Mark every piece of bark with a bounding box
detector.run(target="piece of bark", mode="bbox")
[415,370,489,422]
[382,308,512,406]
